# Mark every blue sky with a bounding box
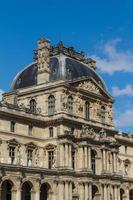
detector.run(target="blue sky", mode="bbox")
[0,0,133,132]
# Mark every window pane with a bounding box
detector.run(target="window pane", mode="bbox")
[9,146,15,164]
[48,96,55,115]
[48,151,54,169]
[67,96,73,114]
[10,121,15,132]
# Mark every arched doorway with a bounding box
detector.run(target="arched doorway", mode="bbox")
[120,189,125,200]
[1,180,12,200]
[40,183,50,200]
[92,185,99,200]
[130,189,133,200]
[21,181,32,200]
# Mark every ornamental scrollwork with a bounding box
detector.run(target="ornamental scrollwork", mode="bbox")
[61,92,67,111]
[81,125,96,139]
[74,95,83,114]
[77,81,100,95]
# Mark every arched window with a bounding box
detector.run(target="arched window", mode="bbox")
[1,180,12,200]
[67,96,73,114]
[21,181,32,200]
[40,183,51,200]
[92,185,99,200]
[85,101,90,120]
[130,189,133,200]
[30,99,36,113]
[120,189,125,200]
[91,150,97,174]
[48,95,55,115]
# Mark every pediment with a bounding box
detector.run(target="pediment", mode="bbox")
[25,142,37,149]
[70,78,113,100]
[77,80,101,95]
[7,138,20,146]
[44,143,57,150]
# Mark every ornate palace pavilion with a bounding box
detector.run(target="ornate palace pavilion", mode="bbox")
[0,38,133,200]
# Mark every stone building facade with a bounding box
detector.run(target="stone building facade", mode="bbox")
[0,38,133,200]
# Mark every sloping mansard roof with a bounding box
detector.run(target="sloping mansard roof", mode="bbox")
[12,42,106,90]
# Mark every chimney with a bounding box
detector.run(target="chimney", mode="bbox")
[36,38,51,85]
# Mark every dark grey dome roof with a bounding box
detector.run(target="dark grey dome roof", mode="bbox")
[12,54,106,90]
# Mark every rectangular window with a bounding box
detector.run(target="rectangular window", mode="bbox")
[28,125,33,136]
[48,151,54,169]
[72,151,75,170]
[9,146,15,164]
[27,149,33,166]
[49,127,53,137]
[125,146,127,154]
[10,121,15,132]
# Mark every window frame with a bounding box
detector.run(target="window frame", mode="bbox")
[29,99,37,114]
[48,95,55,116]
[67,96,73,115]
[48,150,54,169]
[10,121,15,132]
[85,101,90,120]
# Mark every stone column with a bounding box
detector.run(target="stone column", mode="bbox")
[107,152,110,172]
[65,181,69,200]
[84,147,88,169]
[79,183,84,200]
[114,186,118,200]
[59,181,64,200]
[85,182,89,200]
[79,147,84,169]
[88,147,91,171]
[34,181,40,200]
[89,183,92,200]
[117,187,120,200]
[103,149,106,172]
[103,185,107,200]
[12,180,21,200]
[116,153,118,173]
[65,144,69,167]
[60,144,64,167]
[68,145,72,168]
[69,182,72,200]
[53,181,57,200]
[107,185,111,200]
[12,189,18,200]
[125,188,129,200]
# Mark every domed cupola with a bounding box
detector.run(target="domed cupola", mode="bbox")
[12,38,106,90]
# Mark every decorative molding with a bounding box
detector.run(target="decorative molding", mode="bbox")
[77,81,101,95]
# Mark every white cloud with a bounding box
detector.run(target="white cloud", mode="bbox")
[115,109,133,127]
[0,89,4,100]
[93,40,133,74]
[112,85,133,96]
